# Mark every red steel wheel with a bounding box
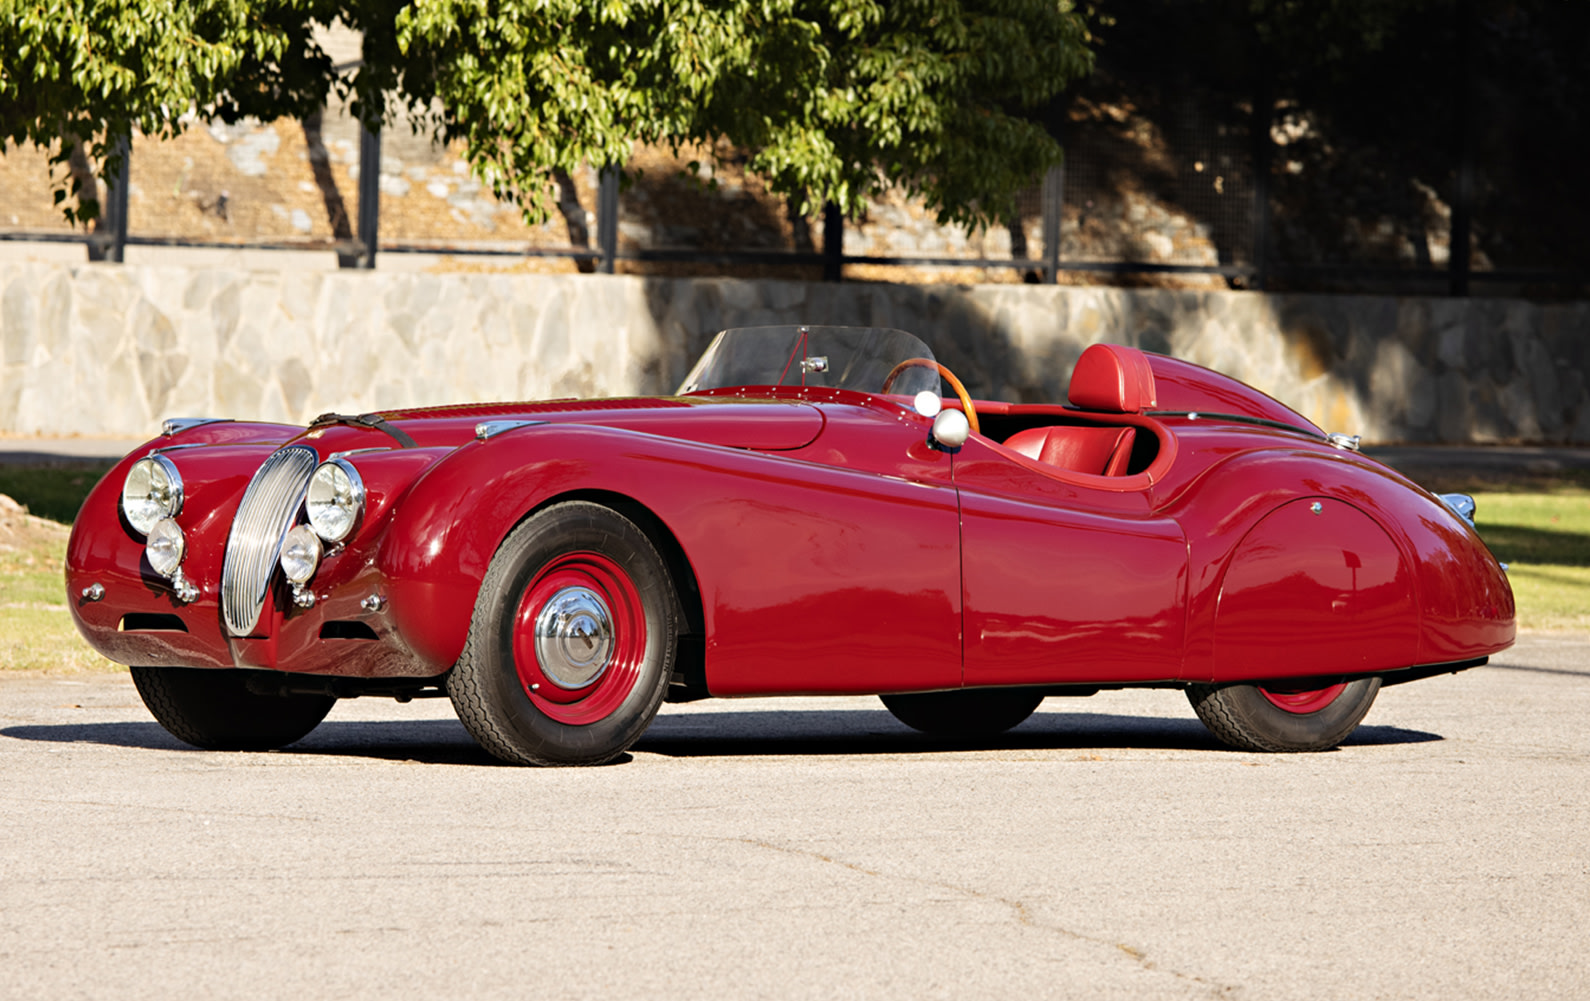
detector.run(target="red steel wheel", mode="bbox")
[1257,682,1349,714]
[510,552,648,726]
[450,502,677,766]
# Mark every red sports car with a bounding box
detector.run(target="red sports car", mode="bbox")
[66,325,1514,764]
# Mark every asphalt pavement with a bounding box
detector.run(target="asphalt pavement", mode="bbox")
[3,632,1588,1000]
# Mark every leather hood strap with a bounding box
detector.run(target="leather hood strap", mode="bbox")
[308,412,418,449]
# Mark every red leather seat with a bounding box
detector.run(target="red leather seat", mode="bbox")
[1004,425,1138,476]
[1001,344,1155,477]
[1068,344,1158,413]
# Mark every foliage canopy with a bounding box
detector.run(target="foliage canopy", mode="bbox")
[0,0,1093,227]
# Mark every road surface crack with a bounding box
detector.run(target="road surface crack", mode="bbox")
[727,835,1238,997]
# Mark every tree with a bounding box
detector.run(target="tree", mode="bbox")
[0,0,339,224]
[1078,0,1589,277]
[1,0,1093,232]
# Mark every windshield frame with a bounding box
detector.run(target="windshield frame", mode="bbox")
[676,325,942,399]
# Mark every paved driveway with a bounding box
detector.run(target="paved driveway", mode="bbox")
[3,633,1587,1000]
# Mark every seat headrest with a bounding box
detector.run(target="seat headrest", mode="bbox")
[1068,344,1158,413]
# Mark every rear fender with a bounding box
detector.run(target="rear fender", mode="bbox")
[1172,449,1512,681]
[1211,496,1419,682]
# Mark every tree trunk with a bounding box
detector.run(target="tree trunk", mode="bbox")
[302,111,358,268]
[66,138,107,262]
[786,196,815,254]
[553,167,596,273]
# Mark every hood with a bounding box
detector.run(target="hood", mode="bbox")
[314,396,827,452]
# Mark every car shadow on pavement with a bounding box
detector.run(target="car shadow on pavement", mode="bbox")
[633,709,1441,757]
[0,719,504,766]
[1,711,1440,764]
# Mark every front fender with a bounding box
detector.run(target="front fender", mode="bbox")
[376,425,698,671]
[65,423,304,668]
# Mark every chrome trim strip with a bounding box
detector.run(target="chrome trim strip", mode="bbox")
[162,417,232,436]
[475,419,545,440]
[328,447,392,460]
[221,446,319,636]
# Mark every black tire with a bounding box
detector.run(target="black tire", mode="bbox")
[449,502,677,766]
[1186,677,1382,752]
[880,689,1044,737]
[129,666,335,751]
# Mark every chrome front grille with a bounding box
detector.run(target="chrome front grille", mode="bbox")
[221,446,318,636]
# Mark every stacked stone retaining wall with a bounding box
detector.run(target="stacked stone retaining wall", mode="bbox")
[2,262,1586,443]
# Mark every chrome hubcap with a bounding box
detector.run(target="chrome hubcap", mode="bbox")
[533,586,614,689]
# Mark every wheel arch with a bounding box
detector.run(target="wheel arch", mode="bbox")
[520,489,706,634]
[533,490,709,698]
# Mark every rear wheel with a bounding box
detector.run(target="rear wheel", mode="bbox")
[130,666,334,750]
[1187,677,1382,752]
[881,690,1044,737]
[449,502,677,766]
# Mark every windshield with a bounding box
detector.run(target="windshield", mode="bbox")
[677,326,941,397]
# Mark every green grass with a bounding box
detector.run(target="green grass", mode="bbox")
[1474,488,1590,633]
[1,462,122,673]
[0,520,120,674]
[0,603,120,673]
[0,463,115,524]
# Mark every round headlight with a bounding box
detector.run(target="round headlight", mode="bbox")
[305,460,364,543]
[146,518,186,578]
[279,525,323,584]
[121,455,184,536]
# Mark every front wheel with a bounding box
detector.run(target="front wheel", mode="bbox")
[1186,677,1382,752]
[130,666,335,750]
[449,502,677,766]
[881,690,1044,737]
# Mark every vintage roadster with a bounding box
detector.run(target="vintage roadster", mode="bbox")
[66,326,1514,764]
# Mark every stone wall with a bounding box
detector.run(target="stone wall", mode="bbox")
[2,261,1586,443]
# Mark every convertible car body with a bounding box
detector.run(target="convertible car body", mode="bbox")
[66,326,1514,763]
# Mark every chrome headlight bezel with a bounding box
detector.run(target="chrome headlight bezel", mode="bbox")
[304,459,365,544]
[121,454,184,536]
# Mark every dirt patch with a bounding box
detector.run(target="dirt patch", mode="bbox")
[0,494,69,550]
